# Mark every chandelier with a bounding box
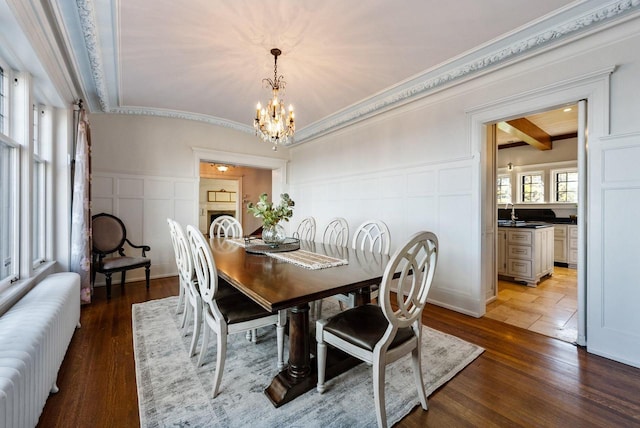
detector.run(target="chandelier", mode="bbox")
[254,48,295,150]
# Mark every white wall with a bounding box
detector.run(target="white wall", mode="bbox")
[288,18,640,366]
[89,114,288,281]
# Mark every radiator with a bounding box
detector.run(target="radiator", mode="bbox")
[0,272,80,428]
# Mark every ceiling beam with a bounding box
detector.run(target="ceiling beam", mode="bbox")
[497,118,552,150]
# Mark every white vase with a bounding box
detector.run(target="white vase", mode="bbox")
[262,223,286,246]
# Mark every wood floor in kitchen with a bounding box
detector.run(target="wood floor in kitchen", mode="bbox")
[487,266,578,343]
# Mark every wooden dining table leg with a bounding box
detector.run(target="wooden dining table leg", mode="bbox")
[264,297,368,408]
[265,303,313,407]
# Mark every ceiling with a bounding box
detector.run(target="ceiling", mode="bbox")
[54,0,614,145]
[497,105,578,148]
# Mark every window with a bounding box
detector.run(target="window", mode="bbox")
[496,175,512,204]
[519,172,544,203]
[0,139,18,286]
[0,66,6,134]
[32,106,48,266]
[553,168,578,203]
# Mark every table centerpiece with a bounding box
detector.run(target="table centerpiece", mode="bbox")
[247,193,295,246]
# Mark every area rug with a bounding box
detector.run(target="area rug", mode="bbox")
[133,296,483,427]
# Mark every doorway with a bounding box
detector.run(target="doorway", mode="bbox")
[486,105,580,343]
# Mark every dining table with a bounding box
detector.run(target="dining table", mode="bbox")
[209,237,389,407]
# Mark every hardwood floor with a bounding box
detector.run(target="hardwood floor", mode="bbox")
[38,276,640,427]
[487,266,578,343]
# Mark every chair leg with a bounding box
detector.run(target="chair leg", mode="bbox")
[412,346,428,410]
[176,282,185,315]
[183,303,192,337]
[212,326,228,398]
[145,265,150,289]
[121,271,126,291]
[276,310,286,370]
[105,273,112,299]
[197,322,210,367]
[316,340,327,393]
[373,359,388,428]
[189,301,202,357]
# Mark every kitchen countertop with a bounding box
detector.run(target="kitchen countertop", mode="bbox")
[498,221,554,229]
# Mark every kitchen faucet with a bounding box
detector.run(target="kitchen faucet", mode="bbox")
[505,202,517,222]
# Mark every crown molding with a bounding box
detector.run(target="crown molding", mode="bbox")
[76,0,109,112]
[73,0,640,143]
[292,0,640,145]
[107,106,253,133]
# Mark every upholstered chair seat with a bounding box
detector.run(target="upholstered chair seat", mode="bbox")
[321,304,415,352]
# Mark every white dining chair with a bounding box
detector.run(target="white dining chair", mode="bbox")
[167,218,186,319]
[294,216,316,241]
[169,219,204,356]
[316,231,438,428]
[334,219,391,309]
[322,217,349,247]
[352,219,391,255]
[209,215,243,238]
[186,225,287,398]
[313,217,350,318]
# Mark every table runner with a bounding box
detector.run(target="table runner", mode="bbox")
[226,238,348,270]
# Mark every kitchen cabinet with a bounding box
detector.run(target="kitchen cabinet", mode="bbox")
[498,226,554,287]
[553,224,567,263]
[567,225,578,268]
[497,229,507,275]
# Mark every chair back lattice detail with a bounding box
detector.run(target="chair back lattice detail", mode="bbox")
[186,225,219,304]
[352,220,391,255]
[378,231,438,330]
[294,217,316,241]
[322,217,349,247]
[209,215,243,238]
[171,220,199,295]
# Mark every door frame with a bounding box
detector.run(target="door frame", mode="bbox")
[469,66,614,346]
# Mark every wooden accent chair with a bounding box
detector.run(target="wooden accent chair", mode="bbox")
[91,213,150,299]
[316,231,439,428]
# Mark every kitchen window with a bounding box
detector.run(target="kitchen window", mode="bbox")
[496,175,512,204]
[518,171,544,203]
[552,168,578,203]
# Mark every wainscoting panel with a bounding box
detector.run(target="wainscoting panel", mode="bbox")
[289,158,480,315]
[589,132,640,368]
[92,172,198,285]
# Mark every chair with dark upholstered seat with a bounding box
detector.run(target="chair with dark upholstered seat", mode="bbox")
[186,225,287,397]
[92,213,151,299]
[316,231,438,428]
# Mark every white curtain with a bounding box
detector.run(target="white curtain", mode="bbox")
[70,109,92,304]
